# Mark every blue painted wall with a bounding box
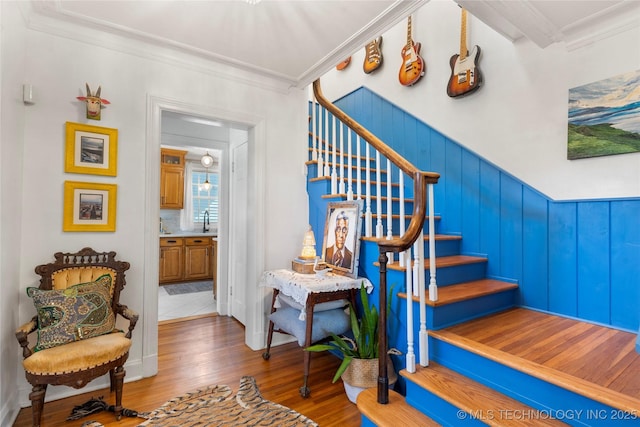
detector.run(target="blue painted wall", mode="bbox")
[323,87,640,332]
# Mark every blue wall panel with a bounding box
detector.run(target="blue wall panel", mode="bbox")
[548,202,578,316]
[521,187,549,308]
[610,201,640,330]
[320,87,640,331]
[577,202,611,325]
[499,174,523,284]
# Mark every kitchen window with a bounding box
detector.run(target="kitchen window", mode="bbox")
[191,170,219,224]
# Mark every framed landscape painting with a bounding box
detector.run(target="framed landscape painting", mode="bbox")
[65,122,118,176]
[63,181,117,232]
[567,69,640,160]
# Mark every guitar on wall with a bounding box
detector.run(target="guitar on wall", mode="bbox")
[336,57,351,71]
[363,36,383,74]
[447,7,483,97]
[398,16,425,86]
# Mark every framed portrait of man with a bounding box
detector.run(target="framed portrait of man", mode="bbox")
[321,200,363,278]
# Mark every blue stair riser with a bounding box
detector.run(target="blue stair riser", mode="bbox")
[405,290,518,330]
[405,379,487,426]
[425,338,635,427]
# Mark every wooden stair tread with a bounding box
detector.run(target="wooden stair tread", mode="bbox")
[381,254,487,272]
[402,363,569,426]
[356,387,440,427]
[399,279,518,306]
[430,311,640,415]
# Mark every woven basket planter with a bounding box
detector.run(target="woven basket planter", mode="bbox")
[341,356,397,388]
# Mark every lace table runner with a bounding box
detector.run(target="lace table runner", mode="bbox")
[260,269,373,319]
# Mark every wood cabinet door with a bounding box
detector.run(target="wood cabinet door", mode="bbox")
[160,167,184,209]
[184,239,211,280]
[160,244,183,283]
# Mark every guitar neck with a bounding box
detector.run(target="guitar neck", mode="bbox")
[406,16,413,50]
[459,8,468,60]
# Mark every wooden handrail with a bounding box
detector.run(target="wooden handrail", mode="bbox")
[312,79,440,404]
[312,80,439,254]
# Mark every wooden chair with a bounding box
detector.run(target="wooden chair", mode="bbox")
[15,247,138,427]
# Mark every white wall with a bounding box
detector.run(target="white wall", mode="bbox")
[1,0,308,417]
[320,0,640,201]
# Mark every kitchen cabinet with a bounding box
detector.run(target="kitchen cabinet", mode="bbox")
[160,148,187,209]
[159,238,184,283]
[184,237,211,280]
[160,236,217,284]
[211,239,218,298]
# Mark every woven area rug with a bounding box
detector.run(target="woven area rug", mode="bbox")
[82,376,318,427]
[163,280,213,295]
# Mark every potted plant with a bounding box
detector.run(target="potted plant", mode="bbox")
[306,283,398,403]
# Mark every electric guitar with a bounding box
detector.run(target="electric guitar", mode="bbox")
[398,16,425,86]
[363,37,383,74]
[336,57,351,71]
[447,8,483,97]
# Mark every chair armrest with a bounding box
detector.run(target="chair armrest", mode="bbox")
[15,316,38,359]
[115,303,139,339]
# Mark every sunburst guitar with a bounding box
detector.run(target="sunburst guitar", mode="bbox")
[363,37,383,74]
[398,16,425,86]
[447,8,483,97]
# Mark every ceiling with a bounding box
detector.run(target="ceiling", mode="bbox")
[27,0,640,89]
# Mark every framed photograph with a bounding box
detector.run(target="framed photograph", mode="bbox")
[65,122,118,176]
[321,200,363,278]
[63,181,117,232]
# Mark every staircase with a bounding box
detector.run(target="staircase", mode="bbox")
[307,81,640,426]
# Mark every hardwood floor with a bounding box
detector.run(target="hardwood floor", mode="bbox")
[12,315,361,426]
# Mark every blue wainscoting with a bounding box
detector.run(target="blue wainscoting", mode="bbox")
[332,87,640,333]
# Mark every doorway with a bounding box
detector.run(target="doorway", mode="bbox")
[142,95,267,379]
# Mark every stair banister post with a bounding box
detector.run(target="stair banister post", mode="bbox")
[317,104,324,178]
[377,250,390,405]
[339,121,346,195]
[365,141,372,237]
[405,249,416,373]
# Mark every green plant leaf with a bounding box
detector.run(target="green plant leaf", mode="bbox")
[333,356,353,383]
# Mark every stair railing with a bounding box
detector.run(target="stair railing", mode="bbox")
[311,79,440,404]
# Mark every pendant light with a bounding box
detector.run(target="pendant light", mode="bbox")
[201,152,214,191]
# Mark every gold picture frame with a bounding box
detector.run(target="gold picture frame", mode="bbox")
[65,121,117,176]
[63,181,117,232]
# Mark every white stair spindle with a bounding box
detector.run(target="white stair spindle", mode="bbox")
[412,239,420,297]
[330,115,338,195]
[398,172,406,268]
[310,86,317,161]
[339,122,345,195]
[356,135,362,200]
[375,150,383,238]
[365,141,372,237]
[345,125,352,199]
[386,158,393,261]
[418,232,428,367]
[324,108,331,177]
[316,104,324,178]
[405,249,416,373]
[428,183,438,302]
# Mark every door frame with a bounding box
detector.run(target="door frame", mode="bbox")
[142,95,267,377]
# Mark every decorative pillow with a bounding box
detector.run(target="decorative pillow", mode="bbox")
[277,293,348,313]
[27,274,115,351]
[269,306,350,347]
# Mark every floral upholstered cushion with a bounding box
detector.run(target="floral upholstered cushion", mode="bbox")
[27,274,115,351]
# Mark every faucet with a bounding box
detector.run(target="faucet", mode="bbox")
[203,210,210,233]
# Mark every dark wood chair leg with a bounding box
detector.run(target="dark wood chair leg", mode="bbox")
[112,366,125,420]
[29,385,46,427]
[262,290,279,360]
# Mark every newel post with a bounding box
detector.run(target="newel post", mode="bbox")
[377,250,389,404]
